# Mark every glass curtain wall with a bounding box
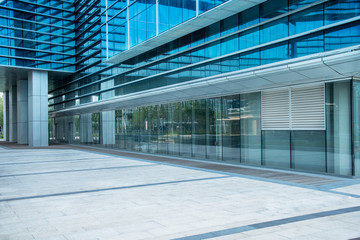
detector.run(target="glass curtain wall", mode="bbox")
[158,104,168,154]
[148,105,159,153]
[180,101,192,158]
[206,98,222,161]
[222,95,240,163]
[326,81,352,176]
[91,113,100,144]
[240,92,261,165]
[353,80,360,176]
[168,103,180,156]
[193,99,207,159]
[54,80,356,176]
[291,130,326,172]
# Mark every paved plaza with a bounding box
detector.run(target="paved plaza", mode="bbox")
[0,144,360,240]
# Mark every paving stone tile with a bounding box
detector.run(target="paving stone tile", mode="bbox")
[1,148,360,240]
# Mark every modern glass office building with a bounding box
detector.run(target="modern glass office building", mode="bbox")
[1,0,360,176]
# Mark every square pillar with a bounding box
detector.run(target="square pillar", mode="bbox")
[80,113,93,143]
[17,80,28,144]
[28,70,48,147]
[3,91,9,141]
[100,80,115,145]
[101,111,115,145]
[9,85,17,142]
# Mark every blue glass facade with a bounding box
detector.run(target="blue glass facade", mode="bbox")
[0,0,75,70]
[46,0,360,110]
[1,0,360,176]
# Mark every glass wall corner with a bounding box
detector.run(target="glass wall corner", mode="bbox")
[326,80,352,176]
[352,79,360,176]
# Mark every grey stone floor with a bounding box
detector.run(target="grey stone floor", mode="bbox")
[0,147,360,240]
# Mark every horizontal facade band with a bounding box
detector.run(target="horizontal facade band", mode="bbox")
[48,16,360,101]
[48,45,360,117]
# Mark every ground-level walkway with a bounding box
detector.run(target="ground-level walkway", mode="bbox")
[0,142,359,240]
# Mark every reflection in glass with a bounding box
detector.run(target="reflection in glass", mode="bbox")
[158,104,168,154]
[168,103,180,156]
[206,98,222,161]
[222,95,240,162]
[325,21,360,52]
[180,101,192,158]
[139,107,149,153]
[263,130,290,168]
[240,92,261,165]
[115,110,125,149]
[148,105,159,153]
[326,81,352,176]
[291,130,325,172]
[91,113,100,144]
[159,0,196,33]
[193,99,207,159]
[353,80,360,176]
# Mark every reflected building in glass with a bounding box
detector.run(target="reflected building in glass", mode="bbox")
[1,0,360,176]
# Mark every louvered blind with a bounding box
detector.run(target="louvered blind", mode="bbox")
[261,84,325,130]
[291,84,325,130]
[261,89,290,129]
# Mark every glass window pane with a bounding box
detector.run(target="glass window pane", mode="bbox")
[353,80,360,176]
[180,101,192,158]
[289,5,323,35]
[291,130,326,172]
[325,0,360,24]
[92,112,100,144]
[193,100,207,159]
[206,98,222,160]
[148,105,159,153]
[290,33,324,58]
[263,130,291,168]
[240,92,261,165]
[139,107,149,153]
[158,104,168,154]
[326,81,352,175]
[325,21,360,52]
[123,109,134,150]
[168,103,180,156]
[222,95,240,163]
[115,110,126,149]
[260,0,288,21]
[261,42,289,65]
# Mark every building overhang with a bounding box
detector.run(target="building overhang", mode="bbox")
[0,65,73,92]
[50,45,360,117]
[105,0,266,65]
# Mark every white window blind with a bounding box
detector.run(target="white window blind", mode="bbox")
[291,84,325,130]
[261,84,325,130]
[261,89,290,130]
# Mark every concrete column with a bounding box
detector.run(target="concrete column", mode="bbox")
[101,111,115,145]
[28,70,48,147]
[66,116,75,144]
[100,80,115,145]
[9,85,17,142]
[80,113,93,143]
[55,117,65,142]
[3,91,9,141]
[17,80,28,144]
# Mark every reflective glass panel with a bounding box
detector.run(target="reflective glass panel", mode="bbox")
[240,92,261,165]
[222,95,241,163]
[180,101,192,158]
[291,130,326,172]
[193,99,207,159]
[326,81,352,176]
[263,130,291,168]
